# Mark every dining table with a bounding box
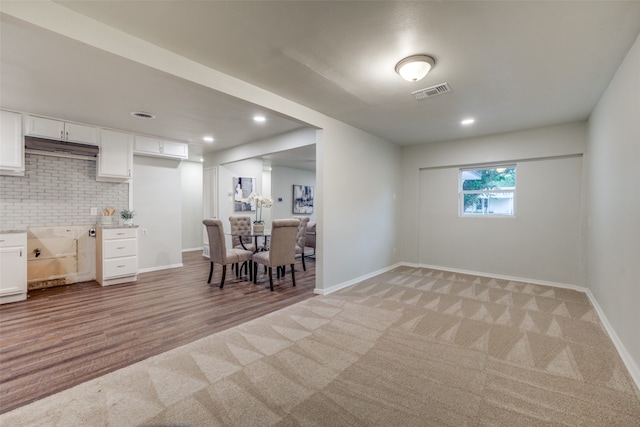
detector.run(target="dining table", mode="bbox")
[228,230,271,252]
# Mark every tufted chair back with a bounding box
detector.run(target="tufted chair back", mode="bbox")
[293,216,310,250]
[229,216,254,250]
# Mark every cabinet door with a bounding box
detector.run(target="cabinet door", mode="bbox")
[97,129,132,181]
[134,135,162,155]
[162,140,188,159]
[65,122,98,145]
[0,111,24,175]
[26,115,64,140]
[0,245,26,296]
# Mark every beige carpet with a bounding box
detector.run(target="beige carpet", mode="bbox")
[2,266,639,426]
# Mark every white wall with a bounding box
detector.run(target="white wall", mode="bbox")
[217,158,263,232]
[402,122,587,284]
[320,122,402,291]
[586,34,640,377]
[180,160,203,251]
[133,156,183,271]
[271,166,316,221]
[418,156,583,284]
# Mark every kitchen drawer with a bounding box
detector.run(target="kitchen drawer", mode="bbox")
[104,239,136,258]
[103,256,137,279]
[0,233,26,247]
[103,228,137,240]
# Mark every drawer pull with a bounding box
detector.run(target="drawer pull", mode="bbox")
[116,233,125,235]
[117,265,125,268]
[117,246,125,249]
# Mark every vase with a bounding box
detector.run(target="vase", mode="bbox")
[123,219,133,226]
[253,223,264,234]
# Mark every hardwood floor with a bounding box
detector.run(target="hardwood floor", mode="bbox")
[0,251,316,414]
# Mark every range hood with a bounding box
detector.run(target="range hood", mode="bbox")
[25,136,99,157]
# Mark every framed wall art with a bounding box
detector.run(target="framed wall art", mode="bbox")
[292,184,314,214]
[233,177,256,211]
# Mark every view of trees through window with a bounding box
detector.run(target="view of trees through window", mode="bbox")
[460,165,516,216]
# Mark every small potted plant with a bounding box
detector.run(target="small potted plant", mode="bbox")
[120,209,136,226]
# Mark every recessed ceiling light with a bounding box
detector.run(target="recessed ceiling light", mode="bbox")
[200,158,204,162]
[461,118,475,125]
[203,136,214,143]
[130,111,156,119]
[253,115,266,122]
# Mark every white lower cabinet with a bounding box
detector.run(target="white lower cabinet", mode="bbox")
[0,232,27,304]
[96,227,138,286]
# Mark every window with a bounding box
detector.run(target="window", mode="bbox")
[460,165,516,216]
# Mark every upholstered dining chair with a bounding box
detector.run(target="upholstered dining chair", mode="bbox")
[293,216,310,271]
[229,216,256,252]
[252,218,299,291]
[229,215,255,276]
[203,219,253,289]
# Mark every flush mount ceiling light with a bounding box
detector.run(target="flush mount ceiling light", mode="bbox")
[253,115,266,122]
[395,55,435,82]
[461,118,475,125]
[203,136,214,143]
[130,111,156,119]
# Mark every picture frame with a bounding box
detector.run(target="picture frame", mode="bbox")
[292,184,314,214]
[233,177,256,211]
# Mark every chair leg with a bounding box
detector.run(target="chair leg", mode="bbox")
[220,265,227,289]
[301,254,306,271]
[290,264,296,287]
[207,262,214,284]
[253,262,258,284]
[268,267,274,291]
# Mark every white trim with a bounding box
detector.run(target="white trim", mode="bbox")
[583,288,640,391]
[314,263,404,295]
[413,262,585,292]
[137,263,183,274]
[182,247,203,253]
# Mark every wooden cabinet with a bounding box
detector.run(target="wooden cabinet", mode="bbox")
[96,227,138,286]
[0,232,27,304]
[25,115,98,145]
[134,135,188,160]
[0,110,25,176]
[97,129,133,182]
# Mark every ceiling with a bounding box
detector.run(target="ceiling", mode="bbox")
[2,2,640,167]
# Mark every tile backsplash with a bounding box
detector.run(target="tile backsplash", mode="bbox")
[0,153,129,229]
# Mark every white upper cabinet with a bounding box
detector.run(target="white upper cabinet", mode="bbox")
[134,135,188,160]
[97,129,133,182]
[0,110,25,176]
[25,115,98,145]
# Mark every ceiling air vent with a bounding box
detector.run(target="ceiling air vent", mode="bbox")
[411,83,451,100]
[130,111,156,119]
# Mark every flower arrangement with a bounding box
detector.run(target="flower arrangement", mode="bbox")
[246,192,273,224]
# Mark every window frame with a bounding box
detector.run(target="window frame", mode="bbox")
[459,164,516,217]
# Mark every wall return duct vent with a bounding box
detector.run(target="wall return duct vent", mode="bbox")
[411,83,451,100]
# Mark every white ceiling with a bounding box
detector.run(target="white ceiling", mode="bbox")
[2,2,640,167]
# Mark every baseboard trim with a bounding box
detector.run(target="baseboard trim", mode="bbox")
[138,263,184,274]
[182,247,203,253]
[583,288,640,392]
[314,263,404,295]
[409,262,586,292]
